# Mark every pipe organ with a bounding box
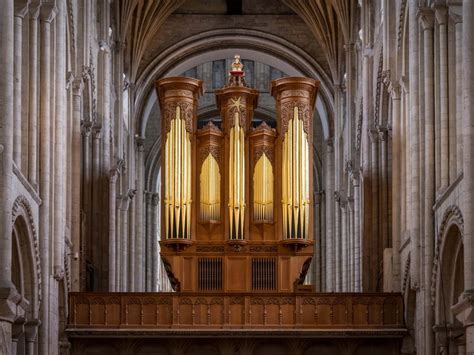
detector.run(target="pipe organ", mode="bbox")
[156,56,319,293]
[156,77,203,246]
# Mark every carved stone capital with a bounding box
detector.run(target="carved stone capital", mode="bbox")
[449,6,462,24]
[418,7,435,30]
[14,1,29,18]
[452,291,474,326]
[39,2,57,23]
[81,122,92,138]
[434,6,448,26]
[152,193,160,206]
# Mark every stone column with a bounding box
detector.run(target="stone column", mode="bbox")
[436,7,449,188]
[25,320,39,355]
[135,137,145,291]
[379,127,388,251]
[82,123,92,285]
[28,6,39,187]
[325,141,335,292]
[334,193,341,292]
[369,129,379,291]
[151,192,160,291]
[390,83,401,292]
[108,168,118,292]
[451,9,463,176]
[145,192,152,292]
[71,79,83,291]
[38,4,56,353]
[420,8,435,354]
[120,193,130,291]
[128,190,136,291]
[408,0,420,288]
[341,199,348,292]
[459,0,474,352]
[91,126,101,288]
[0,0,14,289]
[13,4,28,167]
[53,0,67,279]
[353,176,361,291]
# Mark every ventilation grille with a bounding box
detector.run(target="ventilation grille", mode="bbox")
[198,258,223,291]
[252,258,276,291]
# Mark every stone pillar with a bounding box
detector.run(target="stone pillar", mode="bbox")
[108,169,118,291]
[325,141,335,292]
[13,4,28,167]
[24,320,39,355]
[379,127,388,251]
[135,137,145,291]
[353,176,361,291]
[151,192,160,291]
[451,8,463,176]
[420,8,435,354]
[91,127,101,289]
[341,199,348,292]
[436,6,449,188]
[120,193,130,291]
[38,4,56,353]
[82,123,92,286]
[459,0,474,352]
[28,6,39,187]
[145,192,153,291]
[390,83,401,292]
[71,79,83,291]
[334,193,341,292]
[128,190,136,291]
[0,0,14,289]
[408,0,420,288]
[54,0,67,279]
[369,129,379,291]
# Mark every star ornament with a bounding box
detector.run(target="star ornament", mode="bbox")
[229,97,244,111]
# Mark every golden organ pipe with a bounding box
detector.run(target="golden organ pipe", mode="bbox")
[280,105,310,240]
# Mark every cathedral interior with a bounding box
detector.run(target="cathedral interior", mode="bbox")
[0,0,473,354]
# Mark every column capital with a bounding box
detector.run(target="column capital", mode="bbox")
[14,1,29,18]
[418,7,435,30]
[452,291,474,326]
[369,128,379,143]
[389,82,401,100]
[98,40,111,53]
[135,135,145,151]
[326,138,334,151]
[81,122,92,138]
[152,193,160,206]
[72,78,84,95]
[39,2,57,23]
[92,125,102,140]
[434,5,448,26]
[29,2,41,19]
[449,6,462,24]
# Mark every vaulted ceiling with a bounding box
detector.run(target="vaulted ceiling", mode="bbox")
[117,0,357,85]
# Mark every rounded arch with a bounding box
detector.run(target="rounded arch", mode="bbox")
[11,195,41,320]
[134,28,334,141]
[434,205,464,327]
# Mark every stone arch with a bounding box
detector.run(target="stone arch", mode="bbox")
[432,205,465,352]
[11,196,41,320]
[134,28,334,141]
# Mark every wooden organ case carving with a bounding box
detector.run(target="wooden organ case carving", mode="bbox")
[156,56,319,293]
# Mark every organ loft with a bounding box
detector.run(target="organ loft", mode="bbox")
[156,55,319,293]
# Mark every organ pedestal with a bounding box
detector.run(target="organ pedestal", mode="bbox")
[156,56,319,293]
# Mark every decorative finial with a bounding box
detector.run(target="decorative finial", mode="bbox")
[227,54,246,87]
[231,54,243,72]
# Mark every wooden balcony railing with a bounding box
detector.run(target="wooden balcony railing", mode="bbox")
[67,292,404,330]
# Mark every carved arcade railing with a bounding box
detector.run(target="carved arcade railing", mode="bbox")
[67,292,404,330]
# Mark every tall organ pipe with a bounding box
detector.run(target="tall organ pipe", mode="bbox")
[271,77,319,243]
[156,77,202,243]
